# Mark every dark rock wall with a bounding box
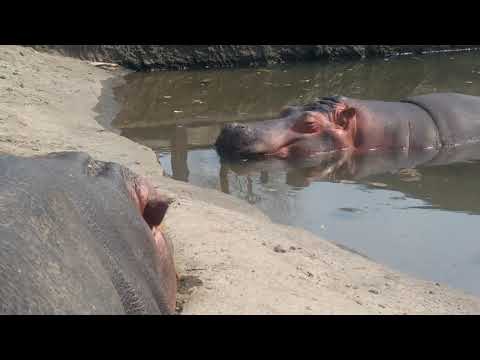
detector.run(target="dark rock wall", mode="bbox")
[29,45,477,71]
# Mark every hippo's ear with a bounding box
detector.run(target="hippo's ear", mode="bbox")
[335,107,357,130]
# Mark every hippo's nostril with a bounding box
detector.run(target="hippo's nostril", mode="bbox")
[224,122,247,131]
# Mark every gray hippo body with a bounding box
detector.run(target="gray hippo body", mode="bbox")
[215,93,480,160]
[401,93,480,147]
[0,152,176,315]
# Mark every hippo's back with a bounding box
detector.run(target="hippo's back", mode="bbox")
[0,152,172,315]
[402,93,480,147]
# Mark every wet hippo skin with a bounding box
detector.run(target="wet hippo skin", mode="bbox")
[215,93,480,160]
[401,93,480,146]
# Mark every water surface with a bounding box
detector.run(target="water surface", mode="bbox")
[113,52,480,295]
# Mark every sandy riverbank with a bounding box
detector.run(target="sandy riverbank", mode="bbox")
[1,45,480,314]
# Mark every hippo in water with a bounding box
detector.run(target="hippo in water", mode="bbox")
[215,93,480,160]
[0,151,176,315]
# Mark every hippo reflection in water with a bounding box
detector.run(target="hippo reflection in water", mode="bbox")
[218,132,480,216]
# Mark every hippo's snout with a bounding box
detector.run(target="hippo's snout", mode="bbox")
[215,122,259,159]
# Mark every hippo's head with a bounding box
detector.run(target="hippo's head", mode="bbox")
[215,96,358,160]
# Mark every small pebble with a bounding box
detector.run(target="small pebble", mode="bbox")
[339,207,362,213]
[369,182,388,188]
[369,289,379,295]
[273,245,286,253]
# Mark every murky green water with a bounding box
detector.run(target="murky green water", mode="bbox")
[113,52,480,296]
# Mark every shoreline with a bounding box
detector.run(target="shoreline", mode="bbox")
[1,45,480,314]
[29,45,480,71]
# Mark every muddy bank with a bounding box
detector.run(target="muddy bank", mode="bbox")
[2,45,480,314]
[29,45,478,71]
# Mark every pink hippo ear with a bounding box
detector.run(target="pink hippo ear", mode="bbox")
[334,107,357,130]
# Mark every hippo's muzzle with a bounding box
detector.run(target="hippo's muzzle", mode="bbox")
[215,122,263,159]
